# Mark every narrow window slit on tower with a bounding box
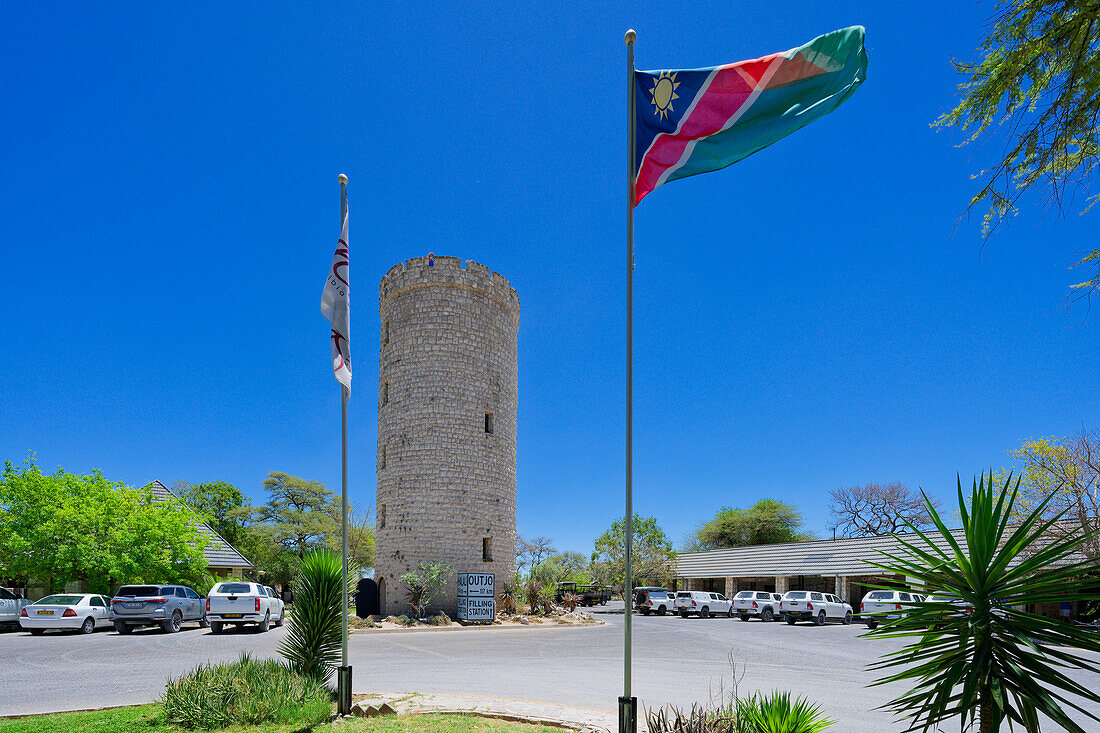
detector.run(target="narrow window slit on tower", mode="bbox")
[382,381,389,405]
[381,444,387,470]
[482,537,493,562]
[379,504,386,529]
[383,321,390,346]
[484,412,493,434]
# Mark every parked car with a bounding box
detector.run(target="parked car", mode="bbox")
[675,590,733,618]
[206,581,285,633]
[780,591,852,626]
[110,584,207,633]
[860,589,923,629]
[634,588,675,616]
[0,587,31,628]
[19,594,112,635]
[733,590,783,621]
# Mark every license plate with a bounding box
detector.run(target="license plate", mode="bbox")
[224,613,242,619]
[124,603,142,609]
[37,610,53,615]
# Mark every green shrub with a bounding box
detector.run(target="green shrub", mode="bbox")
[429,611,451,626]
[277,548,349,684]
[736,692,833,732]
[395,614,417,626]
[162,653,331,729]
[400,561,454,618]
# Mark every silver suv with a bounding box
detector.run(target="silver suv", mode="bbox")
[110,584,208,633]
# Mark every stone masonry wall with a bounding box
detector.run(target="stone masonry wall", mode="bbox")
[375,255,519,616]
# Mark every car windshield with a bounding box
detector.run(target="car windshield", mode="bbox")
[927,595,962,603]
[215,583,253,594]
[736,591,753,598]
[34,595,83,605]
[115,586,161,597]
[676,592,691,597]
[786,592,807,599]
[868,591,893,600]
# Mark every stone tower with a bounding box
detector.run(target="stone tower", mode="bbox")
[375,255,519,616]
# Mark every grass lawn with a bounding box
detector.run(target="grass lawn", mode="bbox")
[0,706,563,733]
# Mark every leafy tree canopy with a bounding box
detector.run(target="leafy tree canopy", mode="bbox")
[173,480,247,545]
[687,498,812,551]
[243,472,340,558]
[590,514,676,588]
[0,457,209,594]
[935,0,1100,299]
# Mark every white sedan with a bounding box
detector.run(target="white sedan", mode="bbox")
[20,594,113,635]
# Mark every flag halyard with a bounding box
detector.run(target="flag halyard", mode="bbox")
[321,210,351,392]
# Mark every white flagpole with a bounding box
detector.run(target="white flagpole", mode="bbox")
[620,28,637,733]
[337,172,351,716]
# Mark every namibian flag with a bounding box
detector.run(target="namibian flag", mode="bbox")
[634,26,867,206]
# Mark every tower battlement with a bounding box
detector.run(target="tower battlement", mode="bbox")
[379,256,520,326]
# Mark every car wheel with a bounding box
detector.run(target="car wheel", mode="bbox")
[814,611,826,626]
[199,614,210,629]
[258,612,270,633]
[761,608,773,622]
[114,621,132,634]
[79,617,95,634]
[656,606,666,616]
[274,613,284,628]
[786,616,796,625]
[211,621,224,634]
[866,619,878,630]
[29,628,45,636]
[163,611,182,633]
[640,608,650,616]
[739,614,750,622]
[843,612,852,625]
[699,606,710,619]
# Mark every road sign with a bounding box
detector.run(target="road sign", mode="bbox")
[457,573,495,620]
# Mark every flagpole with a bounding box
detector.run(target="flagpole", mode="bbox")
[619,28,637,733]
[337,172,352,717]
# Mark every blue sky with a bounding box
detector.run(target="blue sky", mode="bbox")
[2,2,1098,555]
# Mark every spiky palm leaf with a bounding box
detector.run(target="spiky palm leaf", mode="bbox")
[277,548,349,684]
[868,472,1100,732]
[736,692,834,733]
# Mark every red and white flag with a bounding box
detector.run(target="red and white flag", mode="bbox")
[321,209,351,392]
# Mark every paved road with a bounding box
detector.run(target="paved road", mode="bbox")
[3,604,1100,729]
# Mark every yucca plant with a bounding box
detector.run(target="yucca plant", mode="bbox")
[736,692,833,733]
[869,472,1100,732]
[499,576,520,615]
[277,548,349,685]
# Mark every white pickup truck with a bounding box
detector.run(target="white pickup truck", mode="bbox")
[0,587,31,628]
[206,582,285,633]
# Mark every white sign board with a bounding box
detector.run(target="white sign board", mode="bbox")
[457,573,495,620]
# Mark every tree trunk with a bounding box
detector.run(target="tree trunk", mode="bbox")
[980,687,994,733]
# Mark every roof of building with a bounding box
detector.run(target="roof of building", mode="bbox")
[143,480,253,569]
[675,524,1091,579]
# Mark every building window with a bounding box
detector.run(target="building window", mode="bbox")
[383,321,389,346]
[484,412,493,434]
[380,444,387,470]
[482,537,493,562]
[379,504,386,529]
[382,381,389,406]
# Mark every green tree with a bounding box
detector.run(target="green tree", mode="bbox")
[688,498,812,551]
[324,505,375,578]
[869,472,1100,732]
[0,458,209,594]
[400,562,454,618]
[590,515,676,588]
[935,0,1100,299]
[1000,430,1099,560]
[173,480,247,546]
[245,472,339,559]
